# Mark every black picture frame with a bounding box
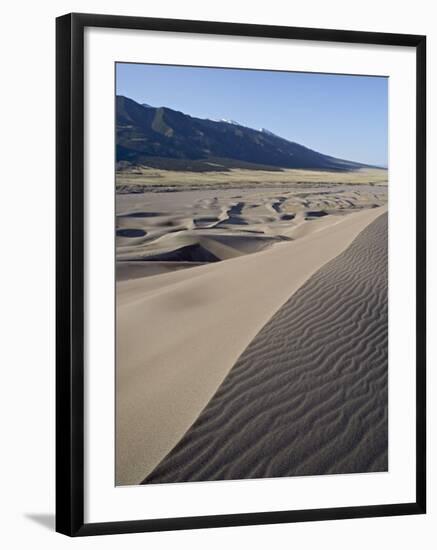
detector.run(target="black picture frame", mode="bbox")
[56,12,426,537]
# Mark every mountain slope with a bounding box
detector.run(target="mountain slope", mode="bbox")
[116,95,369,172]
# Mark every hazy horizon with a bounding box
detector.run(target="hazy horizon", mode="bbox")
[116,63,388,167]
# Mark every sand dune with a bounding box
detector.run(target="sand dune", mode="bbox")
[116,261,211,281]
[144,213,388,484]
[116,183,387,278]
[116,205,386,485]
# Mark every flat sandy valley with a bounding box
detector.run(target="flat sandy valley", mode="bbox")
[115,167,388,486]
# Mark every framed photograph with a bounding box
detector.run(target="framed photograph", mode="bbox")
[56,13,426,536]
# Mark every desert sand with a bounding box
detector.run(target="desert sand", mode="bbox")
[144,213,388,483]
[116,176,387,279]
[115,174,387,485]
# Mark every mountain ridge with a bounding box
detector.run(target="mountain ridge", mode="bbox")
[116,95,374,172]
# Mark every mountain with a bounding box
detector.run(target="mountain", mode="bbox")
[220,118,242,126]
[260,128,278,137]
[116,95,369,172]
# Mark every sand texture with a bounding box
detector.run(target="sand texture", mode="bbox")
[143,213,388,484]
[116,203,386,485]
[116,182,387,279]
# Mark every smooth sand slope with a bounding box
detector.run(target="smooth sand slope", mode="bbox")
[144,213,388,484]
[116,205,386,485]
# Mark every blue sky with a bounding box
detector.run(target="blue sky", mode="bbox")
[116,63,388,167]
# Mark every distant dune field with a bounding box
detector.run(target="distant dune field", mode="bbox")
[115,180,387,280]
